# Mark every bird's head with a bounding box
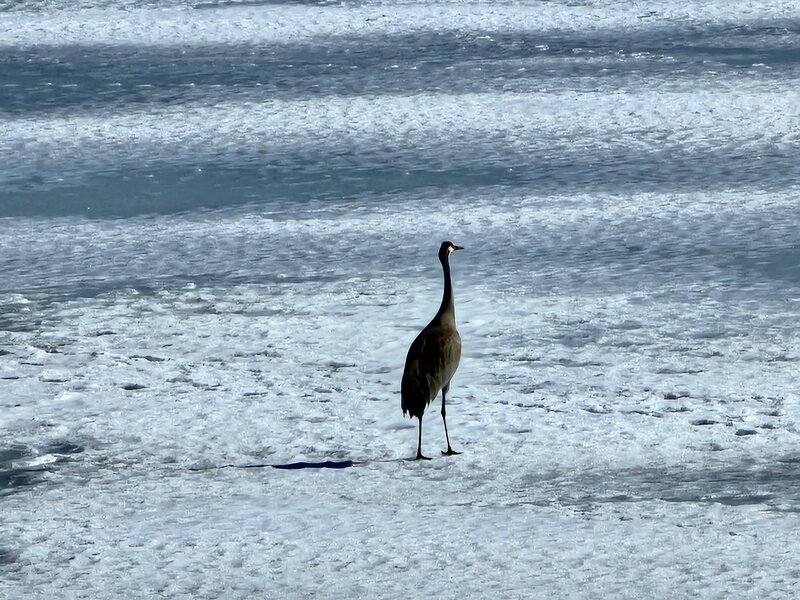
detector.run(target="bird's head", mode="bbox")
[439,240,464,262]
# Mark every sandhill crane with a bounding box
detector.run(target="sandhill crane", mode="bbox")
[401,241,464,460]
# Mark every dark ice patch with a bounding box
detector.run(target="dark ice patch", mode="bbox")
[735,429,758,437]
[0,446,28,465]
[515,460,800,512]
[691,418,718,426]
[121,383,146,391]
[0,441,84,495]
[0,467,47,493]
[130,355,165,362]
[43,442,84,456]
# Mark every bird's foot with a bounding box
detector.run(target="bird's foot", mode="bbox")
[441,448,461,456]
[416,452,432,461]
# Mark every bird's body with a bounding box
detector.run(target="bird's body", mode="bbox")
[401,241,463,460]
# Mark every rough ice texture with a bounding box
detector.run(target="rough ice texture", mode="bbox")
[2,0,800,598]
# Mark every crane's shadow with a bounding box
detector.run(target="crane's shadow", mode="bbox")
[189,456,412,472]
[270,458,416,469]
[260,460,355,470]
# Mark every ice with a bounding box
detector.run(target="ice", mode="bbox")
[2,0,800,597]
[3,184,800,596]
[0,1,797,48]
[3,89,800,218]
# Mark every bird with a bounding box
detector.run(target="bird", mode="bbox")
[401,240,464,460]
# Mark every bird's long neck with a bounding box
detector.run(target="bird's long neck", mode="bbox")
[435,256,456,327]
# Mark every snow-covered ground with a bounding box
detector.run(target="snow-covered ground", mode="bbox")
[2,1,800,598]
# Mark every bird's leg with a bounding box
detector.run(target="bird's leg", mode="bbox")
[416,416,431,460]
[441,388,461,456]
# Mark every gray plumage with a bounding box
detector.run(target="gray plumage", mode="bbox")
[401,241,463,460]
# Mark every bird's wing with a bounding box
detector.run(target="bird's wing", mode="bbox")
[401,327,461,417]
[435,328,462,391]
[401,333,433,417]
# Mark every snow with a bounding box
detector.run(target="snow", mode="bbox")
[4,89,800,187]
[0,0,798,47]
[2,0,800,598]
[3,189,800,597]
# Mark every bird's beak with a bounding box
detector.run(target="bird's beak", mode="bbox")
[453,245,464,251]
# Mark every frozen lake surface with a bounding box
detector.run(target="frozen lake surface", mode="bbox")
[2,1,800,598]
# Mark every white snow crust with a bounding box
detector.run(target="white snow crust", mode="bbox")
[2,0,800,598]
